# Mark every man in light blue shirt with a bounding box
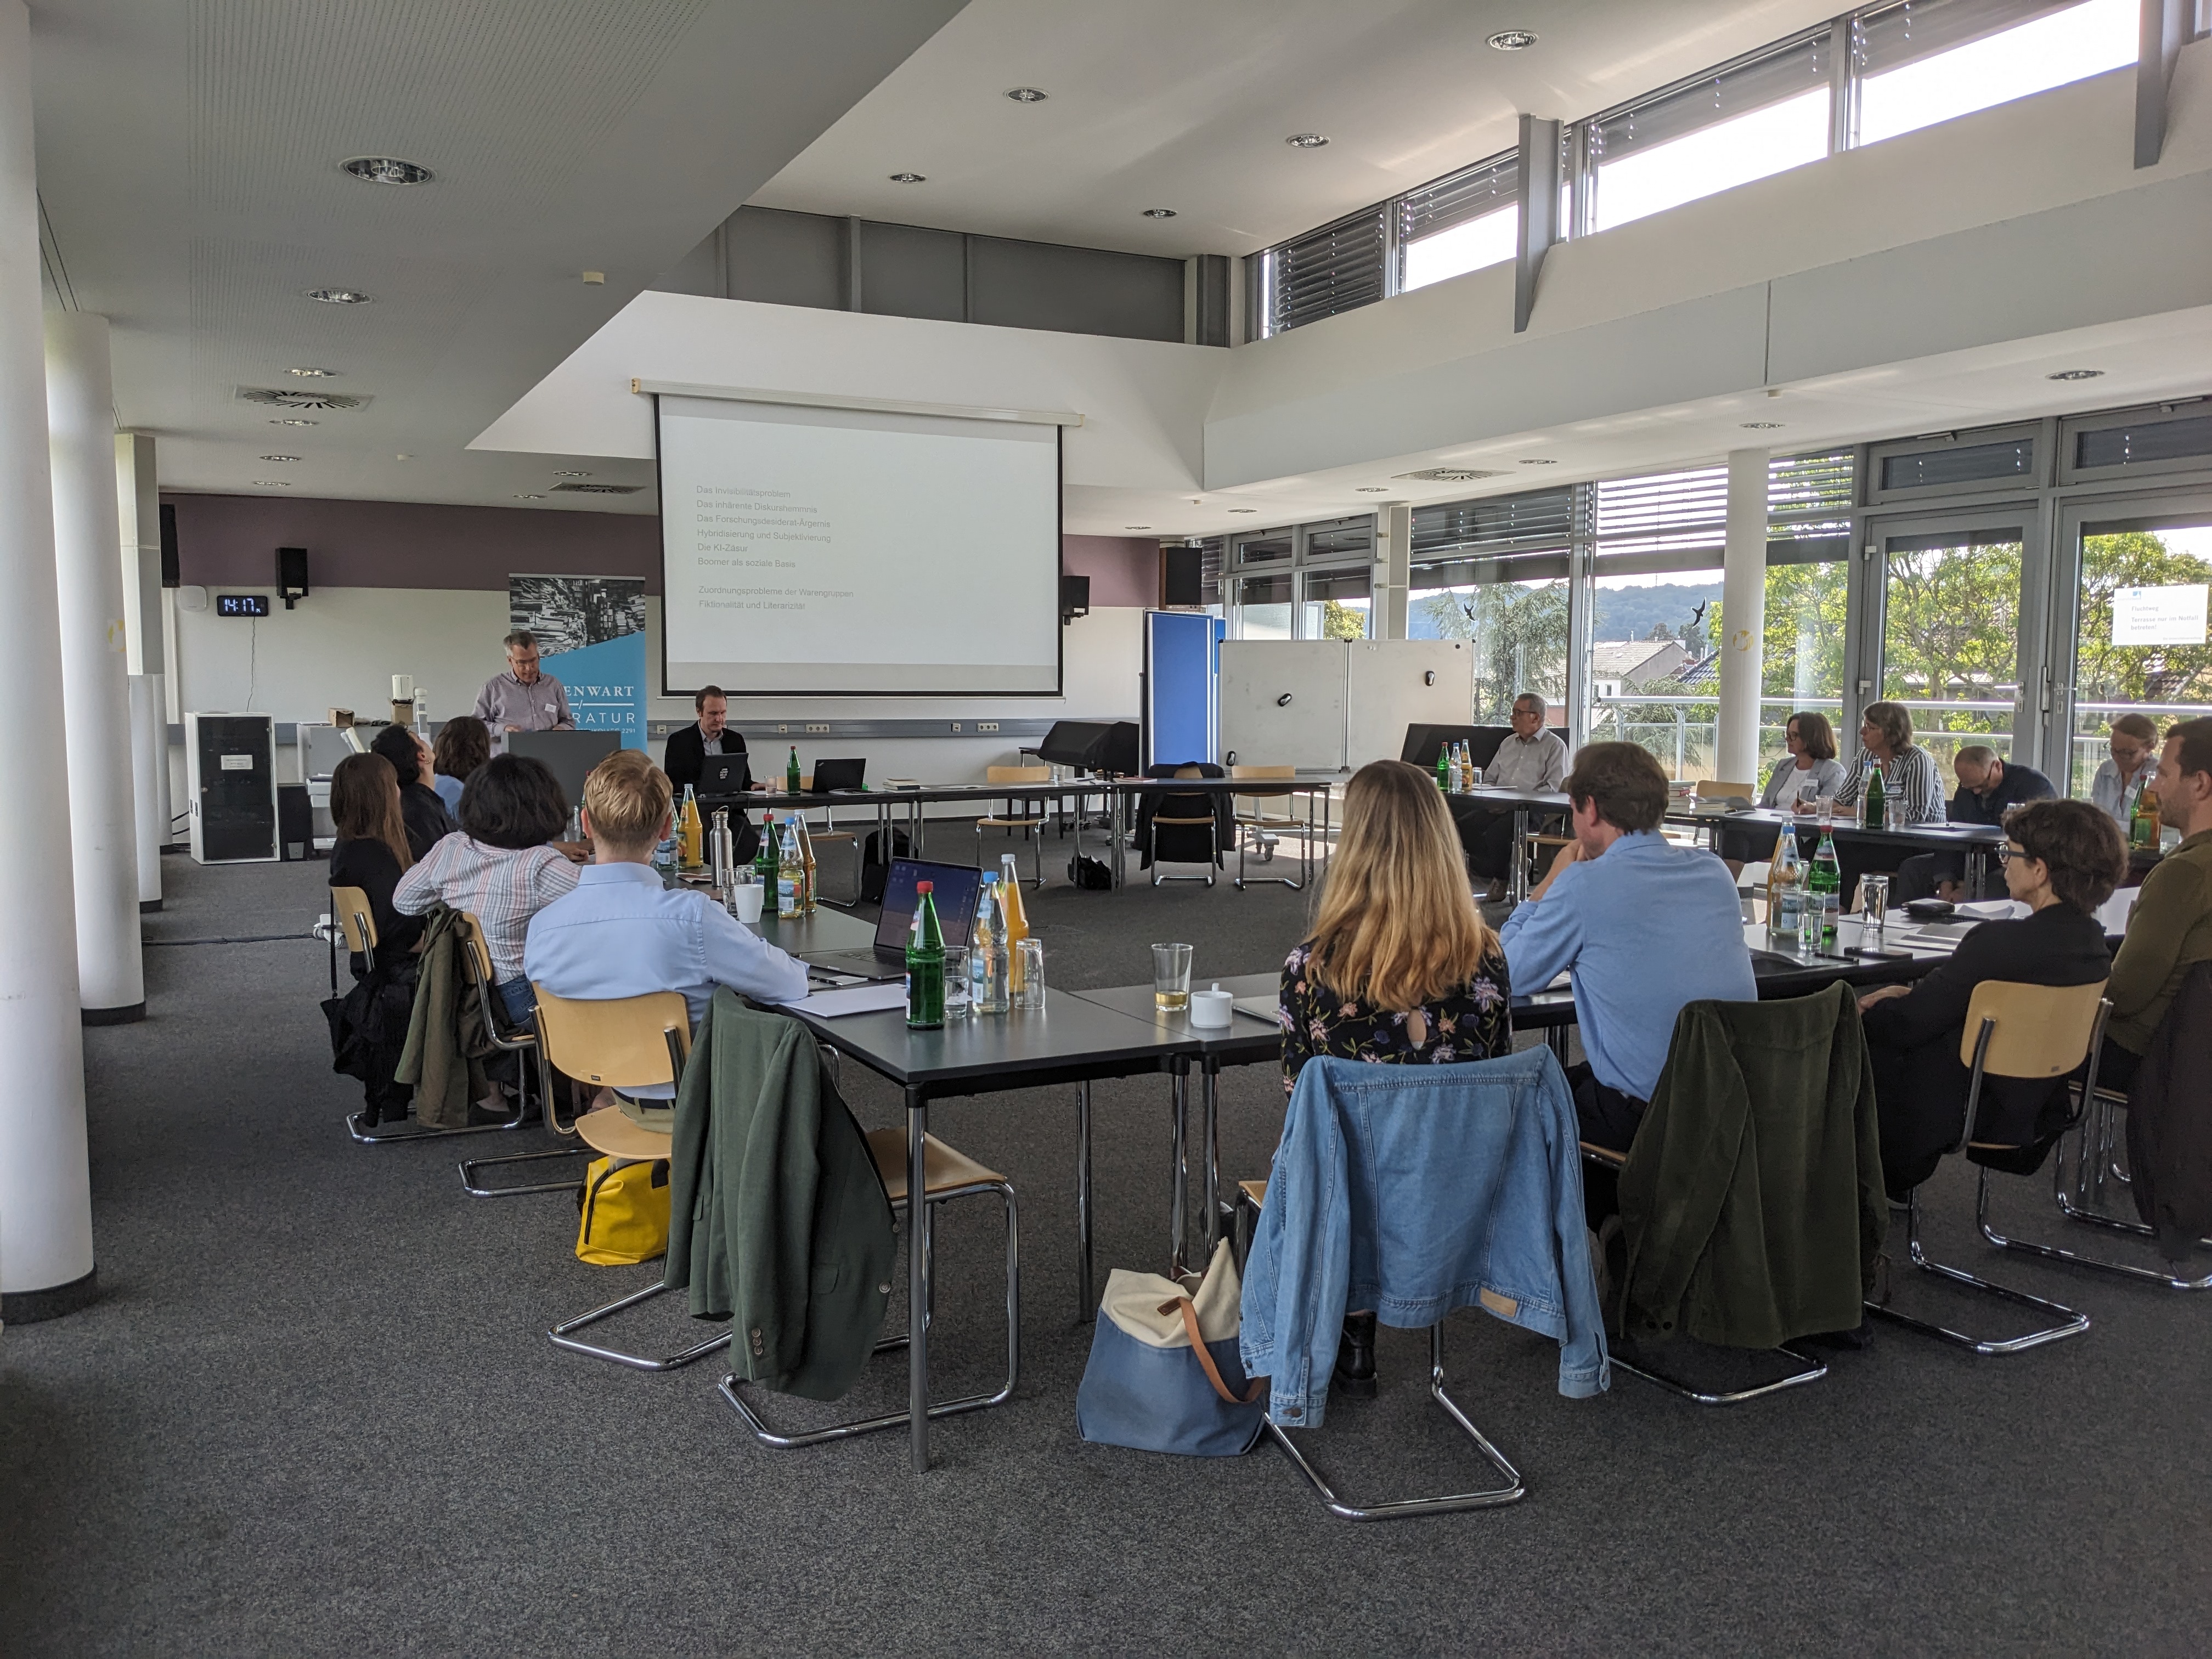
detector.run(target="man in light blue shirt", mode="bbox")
[1499,742,1754,1153]
[525,750,808,1098]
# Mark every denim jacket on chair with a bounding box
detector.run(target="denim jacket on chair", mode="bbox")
[1239,1047,1610,1430]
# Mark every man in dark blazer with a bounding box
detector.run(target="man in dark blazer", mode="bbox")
[663,686,745,795]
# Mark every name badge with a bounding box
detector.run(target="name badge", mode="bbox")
[544,703,556,714]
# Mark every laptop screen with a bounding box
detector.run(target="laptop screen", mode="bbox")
[876,859,980,951]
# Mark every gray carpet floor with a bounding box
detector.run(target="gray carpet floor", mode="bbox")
[4,843,2209,1655]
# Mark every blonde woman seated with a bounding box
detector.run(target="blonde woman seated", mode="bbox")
[1278,758,1513,1395]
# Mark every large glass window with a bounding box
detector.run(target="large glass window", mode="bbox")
[2067,518,2212,794]
[1879,525,2027,768]
[1302,568,1372,639]
[1584,469,1727,778]
[1233,572,1293,640]
[1400,151,1520,293]
[1588,37,1833,233]
[1855,0,2137,148]
[1414,560,1571,724]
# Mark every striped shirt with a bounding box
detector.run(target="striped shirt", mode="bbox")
[393,832,581,981]
[1831,744,1947,826]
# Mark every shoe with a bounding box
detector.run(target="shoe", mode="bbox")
[1483,878,1508,904]
[1333,1311,1377,1396]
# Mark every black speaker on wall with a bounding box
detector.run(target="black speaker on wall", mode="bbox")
[159,503,179,587]
[276,546,309,609]
[1161,546,1203,608]
[1059,574,1090,623]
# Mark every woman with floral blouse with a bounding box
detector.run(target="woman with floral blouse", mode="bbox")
[1275,758,1513,1393]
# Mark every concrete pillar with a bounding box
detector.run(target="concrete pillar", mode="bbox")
[1374,502,1411,640]
[1716,447,1770,789]
[116,433,167,909]
[0,0,97,1320]
[47,313,145,1019]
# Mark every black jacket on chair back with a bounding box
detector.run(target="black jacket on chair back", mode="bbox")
[2125,960,2212,1260]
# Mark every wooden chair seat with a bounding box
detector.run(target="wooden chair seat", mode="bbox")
[1239,1177,1268,1207]
[575,1104,675,1162]
[865,1127,1006,1201]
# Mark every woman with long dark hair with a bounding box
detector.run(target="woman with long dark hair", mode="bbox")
[328,753,422,973]
[430,714,492,815]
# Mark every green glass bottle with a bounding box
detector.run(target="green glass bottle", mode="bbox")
[786,744,802,795]
[1437,747,1452,791]
[1809,827,1842,950]
[906,879,945,1030]
[1862,762,1887,832]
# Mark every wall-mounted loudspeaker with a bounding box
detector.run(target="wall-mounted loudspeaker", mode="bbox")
[1059,573,1090,623]
[159,503,180,587]
[1161,546,1203,608]
[276,546,309,610]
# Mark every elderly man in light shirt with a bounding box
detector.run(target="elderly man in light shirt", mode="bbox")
[475,629,574,744]
[1467,692,1571,902]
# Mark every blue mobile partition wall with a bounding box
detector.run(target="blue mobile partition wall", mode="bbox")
[1142,610,1221,770]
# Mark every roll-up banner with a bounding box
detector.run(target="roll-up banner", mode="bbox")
[507,574,647,750]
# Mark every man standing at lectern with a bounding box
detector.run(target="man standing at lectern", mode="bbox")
[475,630,574,743]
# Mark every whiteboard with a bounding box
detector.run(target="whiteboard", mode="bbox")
[1346,640,1473,767]
[1220,641,1346,770]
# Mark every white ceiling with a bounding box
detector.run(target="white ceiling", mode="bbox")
[748,0,1845,256]
[29,0,968,516]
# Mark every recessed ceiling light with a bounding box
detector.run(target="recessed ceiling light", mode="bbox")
[1740,421,1785,429]
[2047,368,2105,381]
[1125,525,1152,530]
[1355,487,1387,493]
[1285,133,1329,148]
[304,288,371,304]
[888,172,927,183]
[286,366,336,377]
[1519,458,1558,465]
[341,156,433,186]
[514,493,545,500]
[251,480,291,488]
[1227,507,1259,514]
[1005,87,1048,103]
[258,454,300,462]
[1142,208,1177,219]
[269,417,319,426]
[552,470,590,478]
[1487,29,1539,50]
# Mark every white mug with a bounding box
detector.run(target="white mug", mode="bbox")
[1188,985,1234,1029]
[730,883,765,925]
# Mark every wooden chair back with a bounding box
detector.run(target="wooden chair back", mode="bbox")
[1959,979,2109,1078]
[1697,780,1755,800]
[1229,765,1294,781]
[454,910,495,988]
[986,765,1050,784]
[331,885,377,953]
[531,988,693,1090]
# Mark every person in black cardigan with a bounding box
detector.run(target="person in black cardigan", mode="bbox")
[1857,798,2128,1198]
[370,724,458,860]
[662,685,745,795]
[328,753,425,974]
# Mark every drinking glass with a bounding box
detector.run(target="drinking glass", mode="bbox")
[1013,939,1046,1011]
[943,946,972,1019]
[1152,941,1193,1012]
[1859,876,1891,951]
[1468,767,1483,788]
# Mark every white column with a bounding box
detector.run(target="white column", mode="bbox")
[1716,447,1770,789]
[0,0,97,1317]
[116,433,167,909]
[48,313,145,1018]
[1373,502,1411,640]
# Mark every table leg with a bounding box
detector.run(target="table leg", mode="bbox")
[1169,1060,1190,1276]
[1201,1061,1221,1256]
[1507,807,1531,903]
[1966,846,1987,902]
[907,1087,931,1474]
[1111,788,1129,888]
[1075,1081,1094,1322]
[1545,1024,1571,1065]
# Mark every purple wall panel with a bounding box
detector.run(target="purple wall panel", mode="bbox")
[1060,534,1157,608]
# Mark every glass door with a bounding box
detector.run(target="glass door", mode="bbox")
[1869,514,2035,774]
[2054,495,2212,798]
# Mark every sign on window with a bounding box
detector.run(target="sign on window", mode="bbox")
[2112,584,2209,647]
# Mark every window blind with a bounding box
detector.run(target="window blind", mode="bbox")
[1878,437,2035,492]
[1410,486,1575,562]
[1587,33,1831,165]
[1398,150,1519,243]
[2074,414,2212,471]
[1768,449,1854,562]
[1851,0,2083,76]
[1268,208,1387,335]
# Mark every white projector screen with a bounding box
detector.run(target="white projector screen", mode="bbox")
[657,393,1063,695]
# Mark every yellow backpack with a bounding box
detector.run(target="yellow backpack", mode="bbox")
[575,1157,672,1266]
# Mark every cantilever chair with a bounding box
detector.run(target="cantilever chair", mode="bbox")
[532,989,732,1374]
[452,911,589,1199]
[975,764,1051,887]
[332,889,530,1147]
[1230,1177,1524,1521]
[1147,765,1222,888]
[1869,979,2107,1353]
[721,1040,1019,1450]
[1229,765,1304,890]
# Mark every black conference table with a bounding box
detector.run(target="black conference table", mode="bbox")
[1442,785,1572,901]
[1673,805,2010,900]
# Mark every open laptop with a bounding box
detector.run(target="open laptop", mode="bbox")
[796,857,981,981]
[697,753,751,797]
[810,757,865,793]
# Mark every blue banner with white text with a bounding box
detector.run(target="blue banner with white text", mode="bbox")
[508,574,647,751]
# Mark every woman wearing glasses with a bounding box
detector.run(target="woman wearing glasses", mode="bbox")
[1855,798,2126,1199]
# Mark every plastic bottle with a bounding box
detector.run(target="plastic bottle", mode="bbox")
[794,814,819,913]
[653,833,679,889]
[1809,826,1842,950]
[998,853,1030,992]
[786,745,802,795]
[905,880,945,1030]
[679,785,703,871]
[1768,827,1806,949]
[776,815,803,919]
[1862,761,1887,832]
[970,874,1008,1014]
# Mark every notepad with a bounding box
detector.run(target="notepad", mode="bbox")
[777,982,911,1017]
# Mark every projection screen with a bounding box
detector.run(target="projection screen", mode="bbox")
[655,390,1064,695]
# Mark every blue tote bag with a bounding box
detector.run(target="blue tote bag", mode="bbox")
[1076,1240,1266,1457]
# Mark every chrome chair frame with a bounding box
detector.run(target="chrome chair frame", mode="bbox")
[450,915,590,1197]
[1263,1324,1525,1522]
[1867,1002,2099,1353]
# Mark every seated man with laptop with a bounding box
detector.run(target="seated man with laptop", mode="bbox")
[663,685,743,795]
[524,750,809,1110]
[795,858,980,983]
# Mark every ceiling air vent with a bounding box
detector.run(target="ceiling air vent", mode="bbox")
[550,482,643,494]
[1393,467,1503,483]
[237,386,368,412]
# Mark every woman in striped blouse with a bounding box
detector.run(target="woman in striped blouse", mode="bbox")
[1828,700,1949,909]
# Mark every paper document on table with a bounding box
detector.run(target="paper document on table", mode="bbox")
[1955,899,2028,921]
[777,982,910,1017]
[1544,970,1572,991]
